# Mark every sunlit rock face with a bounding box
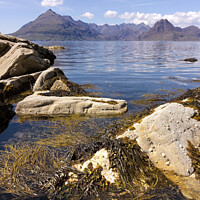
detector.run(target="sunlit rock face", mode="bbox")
[119,102,200,176]
[15,91,127,116]
[0,34,56,80]
[74,148,119,183]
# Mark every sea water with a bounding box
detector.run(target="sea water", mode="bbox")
[1,41,200,144]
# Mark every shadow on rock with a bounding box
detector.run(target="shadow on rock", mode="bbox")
[0,103,15,134]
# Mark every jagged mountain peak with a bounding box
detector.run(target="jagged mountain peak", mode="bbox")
[38,9,58,18]
[151,19,176,32]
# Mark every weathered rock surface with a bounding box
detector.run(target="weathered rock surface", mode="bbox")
[33,67,66,91]
[33,67,86,95]
[0,71,41,102]
[50,80,70,91]
[119,102,200,176]
[0,34,56,80]
[15,91,127,116]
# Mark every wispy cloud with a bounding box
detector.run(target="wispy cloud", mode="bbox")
[82,12,94,19]
[0,1,5,4]
[131,2,155,7]
[104,10,118,18]
[41,0,63,7]
[119,11,200,27]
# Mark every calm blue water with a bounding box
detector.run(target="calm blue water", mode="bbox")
[1,41,200,144]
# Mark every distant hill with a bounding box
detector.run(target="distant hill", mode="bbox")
[139,19,200,41]
[11,9,150,41]
[11,10,200,41]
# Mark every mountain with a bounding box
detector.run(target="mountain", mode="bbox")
[11,11,200,41]
[140,19,200,41]
[11,9,150,41]
[89,23,150,40]
[12,9,100,41]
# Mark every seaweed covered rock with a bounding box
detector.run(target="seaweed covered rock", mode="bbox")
[45,46,66,50]
[15,91,127,116]
[119,102,200,176]
[0,34,56,80]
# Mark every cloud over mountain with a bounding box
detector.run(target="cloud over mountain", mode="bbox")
[104,10,118,18]
[41,0,63,7]
[119,11,200,28]
[82,12,94,19]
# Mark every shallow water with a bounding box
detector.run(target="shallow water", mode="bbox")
[1,41,200,144]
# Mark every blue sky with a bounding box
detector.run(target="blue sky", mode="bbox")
[1,0,200,34]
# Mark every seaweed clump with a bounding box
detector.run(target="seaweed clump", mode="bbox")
[0,108,189,200]
[186,140,200,180]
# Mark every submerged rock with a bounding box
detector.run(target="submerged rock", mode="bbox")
[0,34,56,80]
[15,91,127,116]
[184,58,198,62]
[119,102,200,176]
[45,46,66,50]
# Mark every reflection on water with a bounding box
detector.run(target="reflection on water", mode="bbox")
[1,41,200,143]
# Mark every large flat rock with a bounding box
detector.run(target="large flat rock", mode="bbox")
[15,91,127,116]
[119,102,200,176]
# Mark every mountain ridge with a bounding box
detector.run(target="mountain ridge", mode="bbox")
[139,19,200,41]
[11,10,200,41]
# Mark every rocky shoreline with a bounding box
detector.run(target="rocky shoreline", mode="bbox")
[0,34,199,199]
[0,34,127,116]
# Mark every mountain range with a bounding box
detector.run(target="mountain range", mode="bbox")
[11,9,200,41]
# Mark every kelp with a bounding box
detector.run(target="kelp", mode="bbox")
[0,133,187,200]
[131,88,186,107]
[2,88,199,199]
[186,141,200,180]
